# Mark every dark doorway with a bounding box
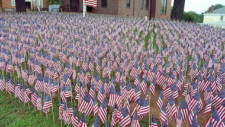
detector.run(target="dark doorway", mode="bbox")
[25,2,31,9]
[87,6,93,12]
[70,0,79,12]
[15,0,26,12]
[149,0,156,19]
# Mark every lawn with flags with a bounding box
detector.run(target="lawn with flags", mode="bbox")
[0,12,225,127]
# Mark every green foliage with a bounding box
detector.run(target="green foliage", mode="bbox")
[144,32,150,50]
[182,11,203,23]
[153,32,158,53]
[49,0,62,6]
[0,93,66,127]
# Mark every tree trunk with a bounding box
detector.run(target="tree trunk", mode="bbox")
[171,0,185,20]
[15,0,26,12]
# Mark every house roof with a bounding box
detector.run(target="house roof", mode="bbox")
[212,7,225,14]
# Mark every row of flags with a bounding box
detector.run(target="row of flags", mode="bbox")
[0,13,225,126]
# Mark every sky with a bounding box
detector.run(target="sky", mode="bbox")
[171,0,225,14]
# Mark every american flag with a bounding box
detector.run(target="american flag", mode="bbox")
[137,98,149,119]
[163,86,172,99]
[130,112,140,127]
[43,94,52,114]
[23,86,31,103]
[97,85,105,103]
[162,120,168,127]
[133,85,141,102]
[188,92,202,111]
[150,115,158,127]
[179,100,189,122]
[140,77,148,94]
[204,98,212,114]
[108,84,117,107]
[63,106,71,124]
[176,110,182,127]
[120,106,131,127]
[212,89,225,109]
[92,116,100,127]
[130,61,140,78]
[6,79,15,93]
[217,101,225,122]
[191,115,199,127]
[210,108,225,127]
[167,96,178,120]
[79,114,87,127]
[84,0,97,8]
[134,75,141,86]
[35,74,44,92]
[160,103,167,124]
[111,104,119,126]
[157,91,164,109]
[150,78,156,96]
[93,96,99,116]
[98,98,107,123]
[0,76,5,91]
[51,80,59,93]
[37,92,42,110]
[79,93,93,116]
[59,100,65,120]
[89,83,95,99]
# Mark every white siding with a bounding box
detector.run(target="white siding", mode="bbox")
[203,14,225,23]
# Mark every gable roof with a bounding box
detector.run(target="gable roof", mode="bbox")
[213,7,225,14]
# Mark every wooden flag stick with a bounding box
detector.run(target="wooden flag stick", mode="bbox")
[50,93,56,124]
[149,87,151,126]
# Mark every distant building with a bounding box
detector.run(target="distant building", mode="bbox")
[203,6,225,27]
[0,0,49,11]
[0,0,171,19]
[63,0,171,19]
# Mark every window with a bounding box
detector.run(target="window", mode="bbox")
[101,0,107,8]
[140,0,144,9]
[126,0,131,8]
[11,0,15,6]
[221,16,224,21]
[161,0,167,14]
[146,0,149,10]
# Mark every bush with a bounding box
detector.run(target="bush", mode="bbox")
[182,11,203,23]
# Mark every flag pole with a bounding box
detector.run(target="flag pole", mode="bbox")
[148,85,151,126]
[50,93,56,124]
[83,0,86,17]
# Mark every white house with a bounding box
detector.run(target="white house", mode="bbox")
[203,7,225,27]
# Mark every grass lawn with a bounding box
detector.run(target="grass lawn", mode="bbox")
[0,92,64,127]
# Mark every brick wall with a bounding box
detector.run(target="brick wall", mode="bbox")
[2,0,16,9]
[95,0,118,15]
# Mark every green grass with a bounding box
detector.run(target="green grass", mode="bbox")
[0,92,63,127]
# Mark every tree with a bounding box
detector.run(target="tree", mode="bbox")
[171,0,186,20]
[205,4,224,13]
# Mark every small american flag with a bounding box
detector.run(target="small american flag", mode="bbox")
[79,114,87,127]
[157,91,164,109]
[160,103,167,124]
[43,94,52,114]
[98,98,107,123]
[120,106,131,127]
[150,115,158,127]
[72,106,79,127]
[92,116,100,127]
[179,100,189,122]
[130,112,140,127]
